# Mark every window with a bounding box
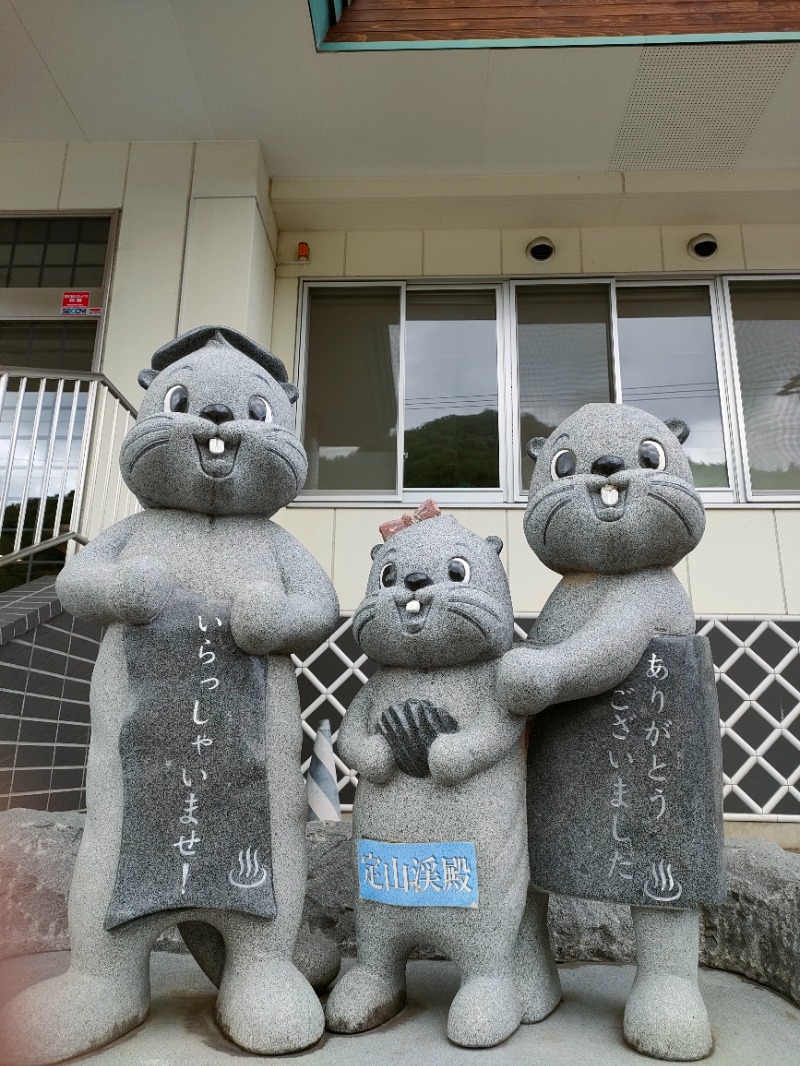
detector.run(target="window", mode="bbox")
[298,277,800,504]
[0,217,110,289]
[729,280,800,495]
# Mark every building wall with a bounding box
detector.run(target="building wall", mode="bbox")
[0,140,277,405]
[270,216,800,616]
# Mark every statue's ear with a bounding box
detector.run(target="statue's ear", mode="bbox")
[282,382,299,405]
[665,418,690,445]
[525,437,546,463]
[138,368,157,390]
[485,535,503,555]
[370,543,383,560]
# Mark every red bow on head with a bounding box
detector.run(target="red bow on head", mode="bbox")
[379,499,442,542]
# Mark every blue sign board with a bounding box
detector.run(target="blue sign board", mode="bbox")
[357,838,478,908]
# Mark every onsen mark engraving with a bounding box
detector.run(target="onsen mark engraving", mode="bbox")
[228,846,268,889]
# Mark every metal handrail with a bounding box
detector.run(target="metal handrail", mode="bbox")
[0,368,139,569]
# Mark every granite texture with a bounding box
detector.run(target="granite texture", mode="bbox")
[498,403,722,1061]
[528,636,725,909]
[325,516,560,1048]
[2,813,798,1010]
[0,328,340,1064]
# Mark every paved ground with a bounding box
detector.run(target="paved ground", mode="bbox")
[1,952,799,1065]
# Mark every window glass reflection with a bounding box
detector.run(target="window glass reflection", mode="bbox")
[517,285,612,489]
[404,291,499,489]
[729,280,800,493]
[303,288,400,493]
[617,287,728,488]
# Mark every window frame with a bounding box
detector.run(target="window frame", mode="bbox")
[722,274,800,504]
[296,274,800,507]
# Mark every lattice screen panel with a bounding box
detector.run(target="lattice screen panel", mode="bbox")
[296,616,800,819]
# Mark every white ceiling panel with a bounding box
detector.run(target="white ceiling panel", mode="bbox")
[737,46,800,170]
[483,46,642,174]
[13,0,215,141]
[0,1,84,140]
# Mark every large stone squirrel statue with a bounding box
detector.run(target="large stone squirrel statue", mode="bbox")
[498,403,726,1062]
[325,511,560,1048]
[0,327,340,1062]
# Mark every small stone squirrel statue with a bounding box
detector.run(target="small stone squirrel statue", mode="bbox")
[0,327,339,1063]
[498,402,726,1062]
[325,511,560,1048]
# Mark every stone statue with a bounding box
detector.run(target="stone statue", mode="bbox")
[0,327,340,1062]
[498,403,726,1061]
[325,511,560,1047]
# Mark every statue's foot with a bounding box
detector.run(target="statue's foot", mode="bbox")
[216,957,323,1055]
[0,971,148,1066]
[447,976,522,1048]
[624,974,712,1061]
[324,963,406,1033]
[518,963,562,1024]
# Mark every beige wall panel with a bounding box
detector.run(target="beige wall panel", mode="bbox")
[742,224,800,270]
[661,225,745,272]
[332,509,404,612]
[246,204,274,347]
[59,142,129,209]
[191,141,262,199]
[505,514,561,613]
[258,231,277,356]
[0,143,65,209]
[274,506,335,578]
[775,511,800,614]
[687,510,784,615]
[101,142,194,404]
[581,226,662,274]
[423,230,502,276]
[345,230,423,277]
[673,557,692,605]
[276,231,345,277]
[180,197,258,334]
[271,277,300,378]
[502,229,580,276]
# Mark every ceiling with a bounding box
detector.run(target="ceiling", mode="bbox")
[2,1,799,178]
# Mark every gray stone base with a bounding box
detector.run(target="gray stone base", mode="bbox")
[1,810,797,1007]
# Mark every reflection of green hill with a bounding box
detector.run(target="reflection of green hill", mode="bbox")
[405,409,499,489]
[0,492,74,593]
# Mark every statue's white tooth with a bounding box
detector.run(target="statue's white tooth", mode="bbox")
[406,600,421,614]
[209,438,225,455]
[601,485,619,507]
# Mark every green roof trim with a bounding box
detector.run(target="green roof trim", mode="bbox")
[313,30,800,52]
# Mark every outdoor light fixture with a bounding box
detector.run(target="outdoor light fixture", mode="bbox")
[687,233,718,259]
[525,237,555,262]
[297,241,310,262]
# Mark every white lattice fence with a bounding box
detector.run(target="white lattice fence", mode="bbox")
[293,615,800,820]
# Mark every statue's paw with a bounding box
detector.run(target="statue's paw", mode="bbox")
[217,958,323,1055]
[447,976,522,1048]
[113,556,175,625]
[325,964,406,1033]
[0,971,148,1065]
[428,736,472,786]
[230,583,285,655]
[351,735,396,785]
[624,974,712,1061]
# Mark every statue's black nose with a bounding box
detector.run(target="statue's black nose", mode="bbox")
[199,403,234,425]
[591,454,625,477]
[404,571,433,592]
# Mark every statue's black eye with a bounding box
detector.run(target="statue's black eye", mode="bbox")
[447,557,471,583]
[163,384,188,414]
[550,448,577,480]
[380,562,396,587]
[249,395,272,422]
[639,439,666,471]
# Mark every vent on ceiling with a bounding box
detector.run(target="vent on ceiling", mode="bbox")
[609,44,798,171]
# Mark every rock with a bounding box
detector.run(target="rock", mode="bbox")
[2,811,798,1011]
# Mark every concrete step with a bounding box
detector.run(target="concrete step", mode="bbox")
[2,952,799,1065]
